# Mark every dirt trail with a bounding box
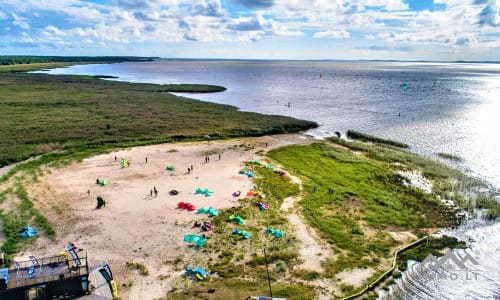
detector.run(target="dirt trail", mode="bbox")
[280,173,336,299]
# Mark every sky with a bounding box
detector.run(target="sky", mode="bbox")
[0,0,499,61]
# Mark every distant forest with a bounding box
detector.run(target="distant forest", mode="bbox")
[0,55,157,65]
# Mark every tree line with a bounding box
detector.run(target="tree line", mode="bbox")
[0,55,157,65]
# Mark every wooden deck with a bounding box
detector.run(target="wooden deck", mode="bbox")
[4,254,88,290]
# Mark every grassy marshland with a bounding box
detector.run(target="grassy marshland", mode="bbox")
[346,130,409,149]
[0,69,316,168]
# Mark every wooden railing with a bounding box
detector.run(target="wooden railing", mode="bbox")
[339,236,428,300]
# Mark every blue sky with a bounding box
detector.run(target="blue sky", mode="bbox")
[0,0,499,61]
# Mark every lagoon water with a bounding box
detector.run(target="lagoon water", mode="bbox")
[42,60,500,299]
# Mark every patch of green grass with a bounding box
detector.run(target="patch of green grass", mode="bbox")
[125,261,149,276]
[267,142,461,273]
[475,193,500,220]
[167,278,314,300]
[346,130,409,149]
[396,236,466,271]
[0,182,56,260]
[156,84,226,93]
[437,152,463,162]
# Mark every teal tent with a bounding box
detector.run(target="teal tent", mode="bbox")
[239,170,254,178]
[232,229,251,239]
[228,215,245,225]
[183,235,207,247]
[197,207,219,217]
[266,228,283,238]
[195,188,213,196]
[186,266,209,280]
[19,226,38,238]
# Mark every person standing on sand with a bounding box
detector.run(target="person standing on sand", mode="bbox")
[154,186,158,197]
[218,153,221,160]
[145,157,148,163]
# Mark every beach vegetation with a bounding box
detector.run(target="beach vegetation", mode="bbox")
[0,71,316,170]
[437,152,463,162]
[267,142,456,271]
[155,84,226,93]
[346,130,409,149]
[475,193,500,220]
[0,180,56,260]
[396,236,466,271]
[125,261,149,276]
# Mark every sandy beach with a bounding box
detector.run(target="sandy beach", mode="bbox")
[16,134,316,299]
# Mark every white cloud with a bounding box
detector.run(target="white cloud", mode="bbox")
[0,0,497,59]
[313,29,350,39]
[12,13,30,29]
[44,25,66,36]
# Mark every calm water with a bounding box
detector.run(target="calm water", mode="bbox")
[41,60,500,299]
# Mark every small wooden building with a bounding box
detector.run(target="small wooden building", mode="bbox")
[0,252,89,300]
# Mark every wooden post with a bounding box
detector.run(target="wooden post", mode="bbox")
[264,248,273,298]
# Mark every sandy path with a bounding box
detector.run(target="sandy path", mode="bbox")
[14,134,318,299]
[280,173,336,300]
[281,174,335,272]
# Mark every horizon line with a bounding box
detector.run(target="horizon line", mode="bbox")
[1,55,499,64]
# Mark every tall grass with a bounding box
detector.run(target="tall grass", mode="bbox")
[0,182,56,261]
[267,142,460,273]
[0,72,316,168]
[346,130,409,149]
